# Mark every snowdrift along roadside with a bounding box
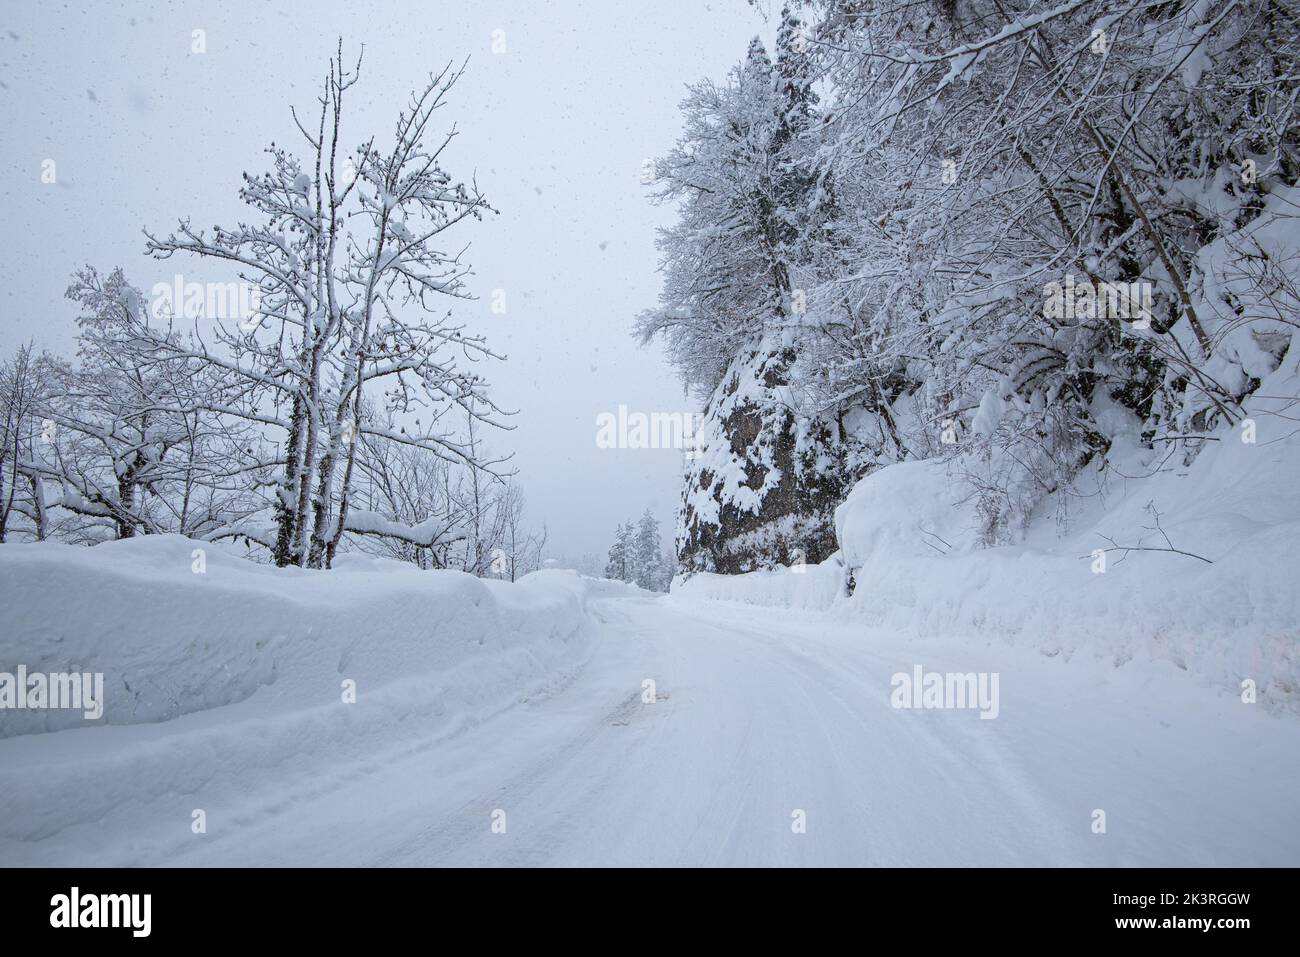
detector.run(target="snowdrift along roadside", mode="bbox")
[0,536,642,855]
[0,535,614,741]
[674,390,1300,713]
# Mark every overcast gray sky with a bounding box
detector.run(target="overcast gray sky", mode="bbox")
[0,0,780,561]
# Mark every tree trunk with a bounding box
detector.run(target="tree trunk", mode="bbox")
[273,391,307,566]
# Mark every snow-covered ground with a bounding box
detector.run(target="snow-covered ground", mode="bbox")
[1,537,1297,866]
[2,0,1296,875]
[679,390,1300,715]
[0,536,606,740]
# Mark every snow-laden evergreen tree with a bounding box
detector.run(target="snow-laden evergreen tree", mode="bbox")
[604,521,632,581]
[601,514,671,591]
[631,508,671,591]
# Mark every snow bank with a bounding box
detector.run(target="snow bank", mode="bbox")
[671,557,844,611]
[675,368,1300,712]
[0,538,651,854]
[834,458,985,565]
[0,535,599,740]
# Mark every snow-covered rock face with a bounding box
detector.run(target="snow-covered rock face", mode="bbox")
[642,0,1300,609]
[680,354,1300,714]
[678,338,852,575]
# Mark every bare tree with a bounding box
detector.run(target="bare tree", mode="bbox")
[141,42,510,568]
[0,344,56,542]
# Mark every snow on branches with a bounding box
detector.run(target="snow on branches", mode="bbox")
[642,0,1300,570]
[1,43,544,574]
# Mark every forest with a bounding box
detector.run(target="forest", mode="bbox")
[638,0,1298,574]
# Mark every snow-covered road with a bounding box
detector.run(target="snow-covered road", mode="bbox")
[5,593,1299,867]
